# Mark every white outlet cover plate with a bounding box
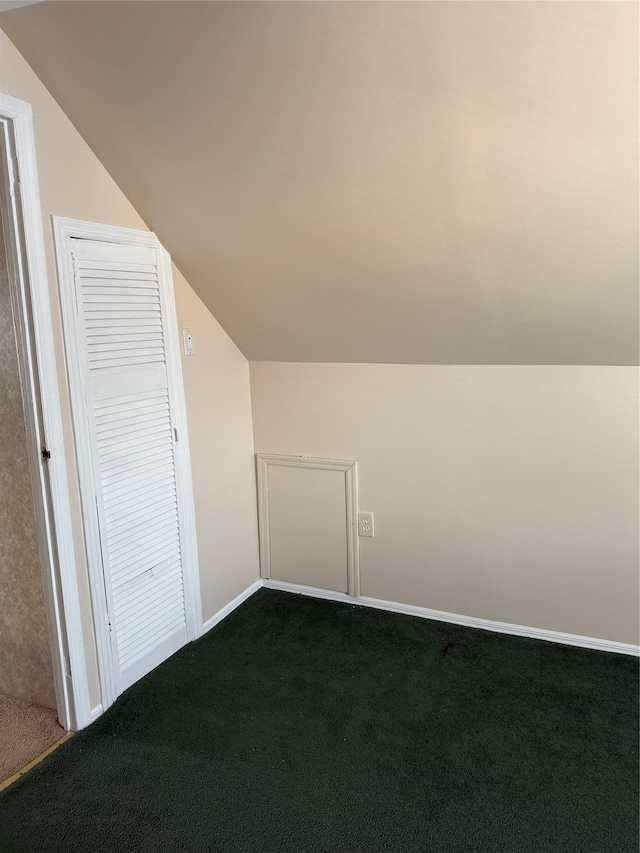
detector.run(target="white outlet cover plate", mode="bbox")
[358,512,374,537]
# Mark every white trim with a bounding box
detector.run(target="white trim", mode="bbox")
[158,244,203,641]
[0,94,90,730]
[53,217,163,250]
[262,579,640,657]
[256,453,360,596]
[202,580,262,634]
[90,704,103,723]
[52,215,202,710]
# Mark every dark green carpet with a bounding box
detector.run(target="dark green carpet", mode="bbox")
[1,589,638,852]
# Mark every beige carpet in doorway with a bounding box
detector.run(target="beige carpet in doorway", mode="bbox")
[0,694,64,783]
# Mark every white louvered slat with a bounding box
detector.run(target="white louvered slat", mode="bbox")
[82,292,160,303]
[94,387,168,413]
[106,523,180,561]
[115,582,183,628]
[83,283,159,292]
[118,615,185,669]
[102,468,176,504]
[78,270,158,282]
[107,512,179,560]
[103,468,175,504]
[109,541,182,587]
[101,450,171,478]
[84,302,161,313]
[116,616,186,667]
[111,547,182,591]
[106,499,178,535]
[76,259,156,272]
[116,596,184,642]
[108,534,181,584]
[97,420,171,447]
[88,354,166,371]
[89,335,164,348]
[71,236,188,696]
[114,573,182,615]
[98,432,173,466]
[80,275,159,283]
[108,529,181,571]
[106,509,179,549]
[104,479,176,516]
[89,340,164,355]
[116,583,183,627]
[100,447,173,481]
[89,343,164,356]
[114,584,184,632]
[112,564,182,608]
[98,438,173,468]
[99,451,174,481]
[89,333,165,348]
[117,603,184,650]
[85,311,161,323]
[85,318,163,329]
[96,408,170,435]
[81,275,157,283]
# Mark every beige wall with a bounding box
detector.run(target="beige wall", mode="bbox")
[173,279,260,618]
[0,33,260,710]
[250,363,639,645]
[0,211,56,708]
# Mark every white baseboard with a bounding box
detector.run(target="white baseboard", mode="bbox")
[202,580,262,634]
[262,579,640,657]
[84,577,636,727]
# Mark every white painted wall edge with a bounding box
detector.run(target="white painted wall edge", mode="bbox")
[262,579,640,657]
[90,704,103,723]
[202,580,263,634]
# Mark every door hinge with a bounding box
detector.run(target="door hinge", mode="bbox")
[70,251,80,316]
[9,179,22,202]
[105,615,112,634]
[41,447,51,461]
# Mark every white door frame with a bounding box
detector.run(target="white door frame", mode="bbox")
[256,453,360,597]
[52,216,203,711]
[0,93,91,730]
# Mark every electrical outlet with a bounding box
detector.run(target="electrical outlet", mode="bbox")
[358,512,374,538]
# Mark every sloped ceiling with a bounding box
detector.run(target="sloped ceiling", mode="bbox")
[1,1,638,364]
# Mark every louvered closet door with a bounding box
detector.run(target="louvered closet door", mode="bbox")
[70,237,190,695]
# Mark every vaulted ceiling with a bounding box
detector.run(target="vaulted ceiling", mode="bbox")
[2,1,638,364]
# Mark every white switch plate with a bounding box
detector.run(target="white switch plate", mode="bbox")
[358,512,374,537]
[182,328,195,356]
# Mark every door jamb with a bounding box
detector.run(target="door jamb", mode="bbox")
[0,93,91,730]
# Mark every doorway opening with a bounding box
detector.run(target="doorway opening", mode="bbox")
[0,204,64,782]
[0,94,91,760]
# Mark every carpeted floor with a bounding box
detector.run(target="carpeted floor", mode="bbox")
[0,588,637,852]
[0,695,63,784]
